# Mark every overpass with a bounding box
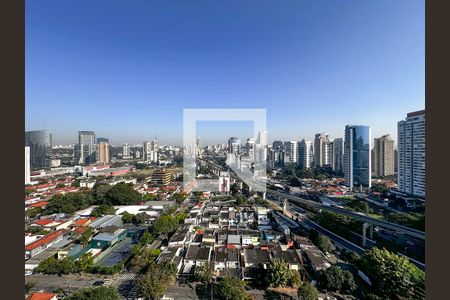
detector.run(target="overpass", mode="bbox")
[195,157,425,241]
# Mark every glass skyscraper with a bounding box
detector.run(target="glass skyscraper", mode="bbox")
[25,130,53,170]
[344,125,371,188]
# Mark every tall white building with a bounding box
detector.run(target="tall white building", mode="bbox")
[123,143,131,159]
[288,141,298,164]
[397,110,425,198]
[298,139,313,169]
[143,140,158,163]
[25,146,31,184]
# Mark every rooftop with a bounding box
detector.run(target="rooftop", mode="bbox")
[244,248,270,265]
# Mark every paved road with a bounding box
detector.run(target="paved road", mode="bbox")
[26,274,115,293]
[164,283,198,299]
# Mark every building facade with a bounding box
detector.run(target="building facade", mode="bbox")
[25,130,53,170]
[143,140,158,162]
[123,143,131,159]
[288,141,298,165]
[75,131,96,164]
[228,137,241,155]
[298,139,313,169]
[397,110,425,198]
[25,146,31,184]
[344,125,371,188]
[372,134,395,177]
[332,138,344,174]
[97,142,110,163]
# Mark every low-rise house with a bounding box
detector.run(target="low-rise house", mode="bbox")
[26,292,58,300]
[242,248,271,279]
[272,250,302,270]
[303,247,331,273]
[91,226,126,249]
[227,234,241,249]
[214,247,240,273]
[25,230,66,259]
[184,245,212,267]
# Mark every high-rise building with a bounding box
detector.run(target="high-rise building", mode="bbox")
[76,131,96,164]
[288,141,298,164]
[344,125,371,188]
[25,130,53,170]
[123,143,131,159]
[397,110,425,198]
[272,140,284,167]
[228,137,241,155]
[332,138,344,173]
[283,141,291,165]
[96,137,109,144]
[372,134,395,177]
[314,133,333,167]
[298,139,313,169]
[143,140,158,162]
[97,142,110,163]
[25,146,31,184]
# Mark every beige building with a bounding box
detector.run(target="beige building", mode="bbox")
[97,142,110,163]
[314,133,333,168]
[372,134,395,177]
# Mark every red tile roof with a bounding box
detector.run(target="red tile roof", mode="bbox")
[25,230,65,251]
[34,219,54,226]
[74,218,91,226]
[73,227,89,234]
[30,201,48,208]
[26,292,57,300]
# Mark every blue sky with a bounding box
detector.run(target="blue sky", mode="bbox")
[26,0,424,146]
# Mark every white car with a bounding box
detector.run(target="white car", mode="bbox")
[25,270,32,276]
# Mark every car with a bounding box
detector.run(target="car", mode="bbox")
[93,280,105,286]
[25,270,32,276]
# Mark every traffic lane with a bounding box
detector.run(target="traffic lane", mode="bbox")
[26,274,106,292]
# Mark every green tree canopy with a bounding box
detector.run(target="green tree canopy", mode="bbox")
[194,263,213,284]
[43,191,94,215]
[138,262,177,299]
[91,204,116,217]
[152,215,179,235]
[121,211,134,223]
[75,253,94,272]
[133,212,149,224]
[140,231,154,245]
[65,286,120,300]
[267,258,292,288]
[298,283,319,300]
[216,276,247,300]
[105,182,141,205]
[359,247,425,298]
[315,235,335,253]
[321,266,356,292]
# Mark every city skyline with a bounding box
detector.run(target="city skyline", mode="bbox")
[26,0,424,145]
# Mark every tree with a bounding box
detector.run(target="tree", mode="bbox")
[194,263,213,284]
[359,247,425,298]
[65,286,120,300]
[106,182,141,205]
[315,235,335,253]
[143,193,156,201]
[172,192,187,204]
[267,258,292,287]
[25,207,42,218]
[76,253,94,272]
[216,276,247,300]
[175,212,187,224]
[79,227,93,246]
[71,179,80,187]
[133,212,149,225]
[138,262,177,300]
[288,270,302,288]
[92,183,111,204]
[91,204,116,217]
[140,232,154,245]
[298,283,319,300]
[152,215,179,235]
[121,211,134,224]
[321,266,356,292]
[35,256,77,275]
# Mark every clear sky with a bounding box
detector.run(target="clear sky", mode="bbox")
[26,0,424,146]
